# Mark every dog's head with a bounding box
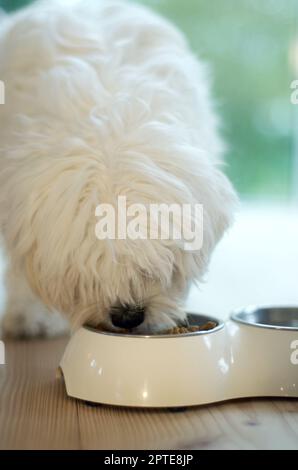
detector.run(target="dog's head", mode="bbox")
[3,138,236,334]
[2,73,237,333]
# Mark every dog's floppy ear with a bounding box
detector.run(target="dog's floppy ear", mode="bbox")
[0,133,105,316]
[178,165,238,283]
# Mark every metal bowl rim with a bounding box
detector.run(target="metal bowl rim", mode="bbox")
[83,312,224,338]
[231,304,298,331]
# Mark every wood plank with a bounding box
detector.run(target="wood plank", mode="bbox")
[77,401,221,450]
[272,399,298,441]
[200,399,298,450]
[76,398,298,450]
[0,338,80,450]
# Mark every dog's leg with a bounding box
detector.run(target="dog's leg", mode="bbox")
[1,266,69,338]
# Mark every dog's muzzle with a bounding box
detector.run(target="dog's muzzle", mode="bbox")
[110,304,145,329]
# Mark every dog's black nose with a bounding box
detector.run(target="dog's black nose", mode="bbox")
[110,304,145,329]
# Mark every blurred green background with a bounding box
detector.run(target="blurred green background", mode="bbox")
[0,0,297,201]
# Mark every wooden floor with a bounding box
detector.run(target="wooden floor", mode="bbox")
[0,337,298,450]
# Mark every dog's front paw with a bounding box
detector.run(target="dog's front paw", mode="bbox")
[1,308,69,339]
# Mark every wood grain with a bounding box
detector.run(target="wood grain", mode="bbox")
[0,338,297,449]
[0,338,80,450]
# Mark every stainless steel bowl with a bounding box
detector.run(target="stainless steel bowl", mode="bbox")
[231,305,298,330]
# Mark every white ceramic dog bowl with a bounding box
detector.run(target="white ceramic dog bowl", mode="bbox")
[59,307,298,407]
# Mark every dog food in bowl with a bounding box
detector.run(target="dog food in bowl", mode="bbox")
[161,321,217,335]
[95,319,218,336]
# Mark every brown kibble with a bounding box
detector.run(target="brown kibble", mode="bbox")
[161,320,217,335]
[95,320,217,335]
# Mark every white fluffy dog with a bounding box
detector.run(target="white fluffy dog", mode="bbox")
[0,0,237,337]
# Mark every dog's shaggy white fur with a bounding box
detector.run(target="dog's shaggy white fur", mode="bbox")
[0,0,237,337]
